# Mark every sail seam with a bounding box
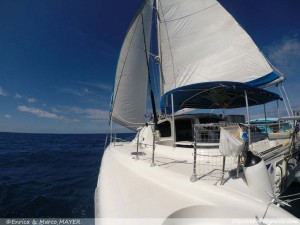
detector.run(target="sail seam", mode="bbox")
[160,2,219,23]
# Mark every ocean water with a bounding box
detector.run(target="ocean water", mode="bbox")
[0,132,134,218]
[282,182,300,217]
[0,132,299,219]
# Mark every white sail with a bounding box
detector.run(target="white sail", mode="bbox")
[157,0,282,94]
[111,0,153,130]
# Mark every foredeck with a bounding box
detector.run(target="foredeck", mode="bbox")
[96,140,298,220]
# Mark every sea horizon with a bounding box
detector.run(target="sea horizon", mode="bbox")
[0,131,135,135]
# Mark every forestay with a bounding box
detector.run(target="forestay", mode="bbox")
[111,0,154,130]
[157,0,283,94]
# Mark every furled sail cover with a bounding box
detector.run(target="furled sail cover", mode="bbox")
[111,0,153,130]
[157,0,283,94]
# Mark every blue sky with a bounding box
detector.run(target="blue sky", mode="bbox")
[0,0,300,133]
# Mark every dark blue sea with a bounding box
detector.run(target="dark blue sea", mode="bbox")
[0,132,299,220]
[0,132,134,218]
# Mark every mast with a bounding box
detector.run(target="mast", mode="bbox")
[141,13,158,128]
[155,0,164,98]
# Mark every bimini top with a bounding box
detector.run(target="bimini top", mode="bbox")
[160,82,282,114]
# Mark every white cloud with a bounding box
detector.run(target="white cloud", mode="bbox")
[17,105,64,120]
[266,36,300,108]
[60,88,94,97]
[0,86,8,96]
[62,88,83,96]
[15,93,22,99]
[17,105,81,124]
[79,82,112,91]
[267,37,300,72]
[4,114,12,119]
[52,107,63,113]
[69,107,108,120]
[27,97,37,103]
[56,106,108,121]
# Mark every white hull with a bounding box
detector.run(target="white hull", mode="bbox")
[96,0,300,222]
[95,132,300,223]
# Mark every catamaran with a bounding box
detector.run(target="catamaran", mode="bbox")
[95,0,300,224]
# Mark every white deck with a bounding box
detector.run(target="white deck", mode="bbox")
[95,140,298,222]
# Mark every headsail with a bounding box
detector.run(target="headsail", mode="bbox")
[111,0,154,130]
[157,0,283,94]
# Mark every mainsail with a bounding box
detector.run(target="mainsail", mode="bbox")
[112,0,285,128]
[111,0,154,130]
[157,0,284,95]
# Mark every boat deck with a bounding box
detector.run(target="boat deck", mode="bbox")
[95,140,298,220]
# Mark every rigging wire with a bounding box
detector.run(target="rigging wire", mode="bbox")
[278,85,291,117]
[281,83,294,116]
[285,197,300,203]
[146,0,163,118]
[150,58,160,111]
[152,3,163,112]
[149,11,161,114]
[104,120,111,149]
[142,13,158,127]
[280,192,300,199]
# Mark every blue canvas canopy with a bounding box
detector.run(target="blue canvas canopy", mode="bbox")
[250,118,278,124]
[246,71,283,87]
[160,82,282,114]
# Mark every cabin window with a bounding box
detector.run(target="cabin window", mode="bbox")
[158,121,171,137]
[175,119,193,142]
[198,116,222,124]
